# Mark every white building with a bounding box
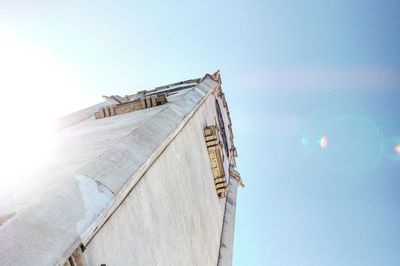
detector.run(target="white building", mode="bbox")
[0,71,243,266]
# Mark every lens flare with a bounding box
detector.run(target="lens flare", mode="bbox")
[320,136,329,149]
[301,137,309,145]
[384,137,400,161]
[395,144,400,154]
[319,115,383,175]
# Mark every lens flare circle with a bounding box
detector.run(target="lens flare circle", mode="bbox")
[319,115,383,175]
[320,136,329,149]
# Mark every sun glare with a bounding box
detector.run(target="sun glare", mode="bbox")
[0,25,90,200]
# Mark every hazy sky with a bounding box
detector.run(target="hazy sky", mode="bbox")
[1,1,400,265]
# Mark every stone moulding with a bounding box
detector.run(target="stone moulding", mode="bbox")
[229,167,244,188]
[94,93,167,119]
[204,125,227,198]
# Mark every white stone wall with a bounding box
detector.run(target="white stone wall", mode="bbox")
[217,177,239,266]
[0,76,234,266]
[83,94,226,266]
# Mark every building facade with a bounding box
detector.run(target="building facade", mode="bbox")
[0,71,243,266]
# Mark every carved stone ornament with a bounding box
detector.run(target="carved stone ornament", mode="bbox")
[204,125,227,198]
[95,94,167,119]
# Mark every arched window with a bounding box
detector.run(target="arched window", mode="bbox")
[216,99,229,157]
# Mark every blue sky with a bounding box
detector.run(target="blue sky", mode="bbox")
[1,1,400,265]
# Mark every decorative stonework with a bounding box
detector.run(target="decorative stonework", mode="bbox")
[204,125,227,198]
[63,245,86,266]
[95,93,167,119]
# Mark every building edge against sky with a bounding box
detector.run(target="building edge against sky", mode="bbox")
[0,71,244,265]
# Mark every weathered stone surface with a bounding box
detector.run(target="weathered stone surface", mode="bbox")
[0,71,242,266]
[83,94,226,265]
[0,77,218,266]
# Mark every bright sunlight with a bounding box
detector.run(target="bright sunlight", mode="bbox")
[0,25,89,202]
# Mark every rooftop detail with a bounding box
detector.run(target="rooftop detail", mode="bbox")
[94,93,167,119]
[94,78,204,119]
